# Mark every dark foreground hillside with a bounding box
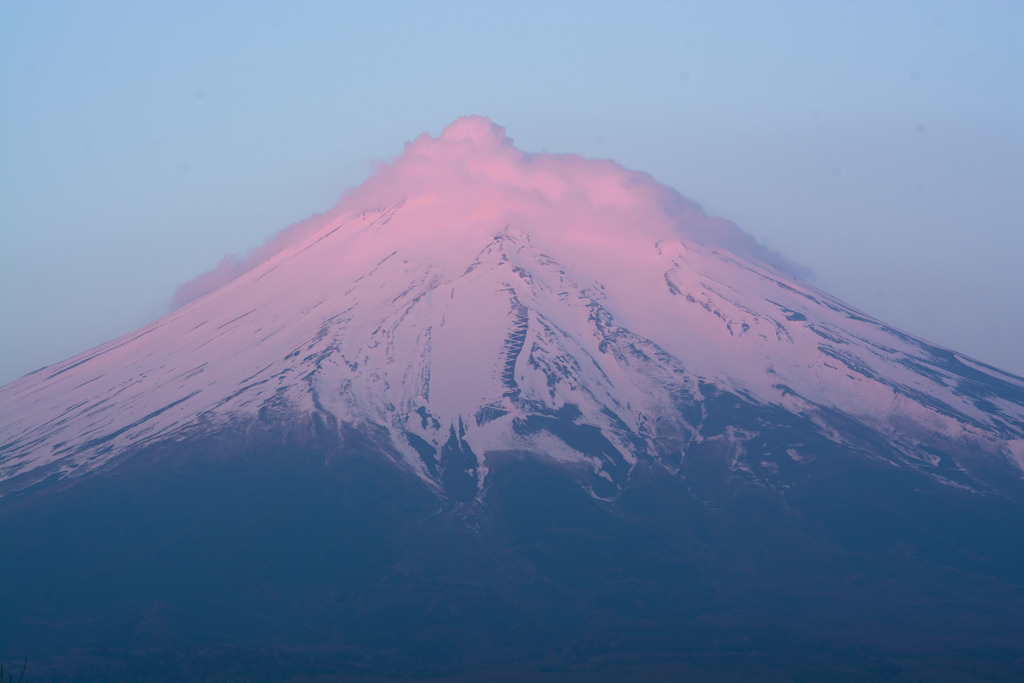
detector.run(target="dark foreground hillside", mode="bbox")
[3,430,1024,682]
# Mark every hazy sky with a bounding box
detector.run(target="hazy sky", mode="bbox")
[1,0,1021,384]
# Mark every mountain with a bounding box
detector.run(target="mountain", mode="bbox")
[2,117,1023,682]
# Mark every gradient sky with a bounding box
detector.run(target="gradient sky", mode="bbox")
[1,0,1021,384]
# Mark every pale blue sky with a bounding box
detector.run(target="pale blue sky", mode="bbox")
[1,0,1022,383]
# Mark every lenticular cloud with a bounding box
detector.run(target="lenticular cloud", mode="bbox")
[173,116,800,307]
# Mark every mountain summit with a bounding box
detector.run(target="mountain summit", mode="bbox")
[2,118,1023,681]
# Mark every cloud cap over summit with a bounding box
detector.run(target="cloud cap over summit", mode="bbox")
[174,116,802,307]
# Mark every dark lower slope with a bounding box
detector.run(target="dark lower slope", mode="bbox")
[2,428,1023,682]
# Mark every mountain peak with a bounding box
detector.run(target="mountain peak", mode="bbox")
[173,117,801,308]
[350,115,663,236]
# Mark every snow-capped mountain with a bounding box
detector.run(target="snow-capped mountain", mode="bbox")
[2,116,1022,499]
[4,117,1024,682]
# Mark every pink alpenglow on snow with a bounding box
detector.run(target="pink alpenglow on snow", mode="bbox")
[3,116,1023,495]
[174,116,800,307]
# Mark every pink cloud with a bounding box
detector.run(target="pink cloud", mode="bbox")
[173,116,804,306]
